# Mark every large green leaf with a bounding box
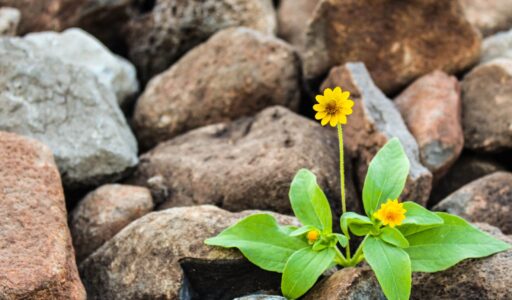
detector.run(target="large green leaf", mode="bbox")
[363,236,411,300]
[405,212,511,272]
[398,201,444,236]
[205,214,308,272]
[281,247,336,299]
[340,212,374,236]
[380,227,409,248]
[362,138,410,216]
[289,169,332,232]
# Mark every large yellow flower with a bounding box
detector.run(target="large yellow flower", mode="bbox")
[373,199,407,228]
[313,87,354,127]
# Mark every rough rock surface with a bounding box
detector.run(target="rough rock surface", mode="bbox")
[277,0,319,46]
[23,28,138,106]
[0,38,138,188]
[302,0,481,93]
[70,184,154,262]
[481,28,512,64]
[322,63,432,206]
[434,172,512,234]
[130,106,359,214]
[0,7,19,36]
[80,205,299,300]
[235,296,286,300]
[133,27,301,149]
[124,0,277,82]
[395,71,463,179]
[461,0,512,37]
[461,58,512,152]
[0,131,85,299]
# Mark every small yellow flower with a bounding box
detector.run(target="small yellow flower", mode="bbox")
[313,87,354,127]
[306,230,320,243]
[373,199,407,228]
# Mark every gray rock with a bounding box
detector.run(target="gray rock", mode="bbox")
[481,28,512,63]
[0,7,19,36]
[0,38,138,188]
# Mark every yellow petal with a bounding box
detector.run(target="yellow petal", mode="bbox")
[343,100,355,109]
[324,88,333,99]
[313,104,324,111]
[333,87,342,99]
[315,95,326,104]
[341,91,350,101]
[339,115,347,124]
[315,111,327,120]
[321,115,330,126]
[329,115,338,127]
[341,108,353,115]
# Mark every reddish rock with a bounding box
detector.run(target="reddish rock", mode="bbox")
[133,27,301,149]
[277,0,319,46]
[301,0,481,93]
[70,184,154,262]
[322,62,432,206]
[461,58,512,152]
[0,131,85,299]
[0,7,19,36]
[461,0,512,37]
[395,71,463,179]
[434,172,512,234]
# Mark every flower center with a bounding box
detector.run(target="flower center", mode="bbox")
[324,101,338,114]
[306,230,320,242]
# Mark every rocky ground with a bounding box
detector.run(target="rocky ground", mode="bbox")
[0,1,511,299]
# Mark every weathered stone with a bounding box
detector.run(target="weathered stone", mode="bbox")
[70,184,154,262]
[0,131,85,299]
[481,28,512,63]
[434,172,512,234]
[461,58,512,152]
[124,0,277,82]
[302,0,481,93]
[461,0,512,37]
[130,106,359,214]
[23,28,138,106]
[133,27,301,149]
[80,205,299,300]
[0,7,19,36]
[395,71,463,179]
[322,63,432,206]
[0,38,138,188]
[235,296,286,300]
[277,0,319,46]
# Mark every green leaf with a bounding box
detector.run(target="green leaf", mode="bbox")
[398,201,444,236]
[289,169,333,232]
[340,212,374,236]
[289,225,316,237]
[334,233,348,247]
[362,138,410,216]
[282,247,336,299]
[205,214,308,272]
[405,212,511,272]
[363,236,411,300]
[380,227,409,248]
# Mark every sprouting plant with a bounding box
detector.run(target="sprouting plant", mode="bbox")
[205,87,511,300]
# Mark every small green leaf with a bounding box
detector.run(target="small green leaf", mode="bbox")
[282,247,336,299]
[289,225,316,237]
[205,214,308,272]
[334,233,348,247]
[312,240,328,251]
[380,227,409,248]
[281,225,299,235]
[340,212,374,236]
[289,169,333,232]
[363,236,411,300]
[398,202,444,236]
[405,212,511,272]
[362,138,410,216]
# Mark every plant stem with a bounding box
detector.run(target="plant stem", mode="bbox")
[334,247,349,267]
[348,235,368,266]
[337,124,346,214]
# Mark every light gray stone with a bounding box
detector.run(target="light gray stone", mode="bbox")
[0,7,19,36]
[481,28,512,64]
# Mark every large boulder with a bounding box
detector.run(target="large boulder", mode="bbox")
[461,0,512,37]
[277,0,319,46]
[301,0,481,93]
[0,131,85,299]
[0,38,138,188]
[124,0,277,82]
[322,62,432,206]
[0,7,19,36]
[80,205,299,300]
[133,27,301,149]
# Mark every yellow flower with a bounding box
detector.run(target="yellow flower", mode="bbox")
[373,199,407,228]
[306,230,320,243]
[313,87,354,127]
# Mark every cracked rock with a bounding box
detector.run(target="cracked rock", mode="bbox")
[0,7,19,36]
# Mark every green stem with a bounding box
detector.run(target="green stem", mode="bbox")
[348,235,368,266]
[334,247,349,267]
[337,124,346,214]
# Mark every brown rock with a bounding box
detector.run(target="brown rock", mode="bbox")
[130,106,359,215]
[0,131,85,299]
[395,71,463,179]
[461,0,512,37]
[277,0,319,46]
[79,205,299,300]
[0,7,19,36]
[133,27,300,149]
[302,0,481,93]
[70,184,154,262]
[461,58,512,152]
[434,172,512,234]
[322,63,432,206]
[124,0,276,82]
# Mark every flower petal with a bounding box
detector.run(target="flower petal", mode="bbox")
[339,115,347,124]
[341,91,350,101]
[313,104,324,111]
[315,111,327,120]
[324,88,333,99]
[333,87,342,99]
[329,115,338,127]
[321,115,330,126]
[315,95,326,104]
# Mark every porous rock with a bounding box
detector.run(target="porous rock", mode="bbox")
[0,7,19,36]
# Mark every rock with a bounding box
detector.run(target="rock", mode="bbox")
[481,28,512,63]
[0,131,85,299]
[322,63,432,206]
[24,28,139,106]
[461,58,512,152]
[277,0,319,46]
[434,172,512,234]
[133,27,300,149]
[303,267,384,300]
[395,71,463,179]
[80,205,299,300]
[130,106,359,214]
[235,296,286,300]
[124,0,277,82]
[301,0,481,93]
[461,0,512,37]
[0,38,138,188]
[70,184,154,262]
[0,7,19,36]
